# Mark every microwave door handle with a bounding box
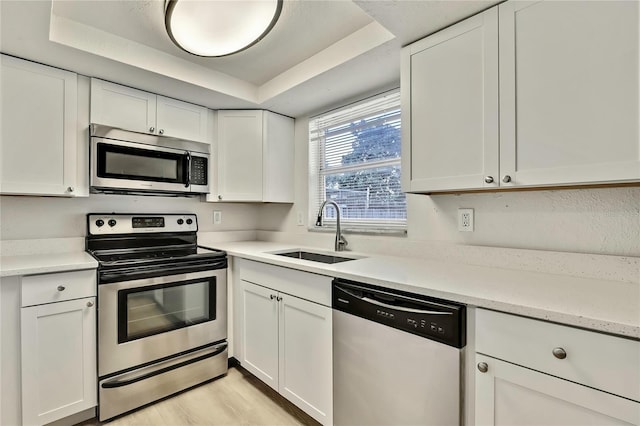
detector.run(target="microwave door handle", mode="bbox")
[185,151,191,188]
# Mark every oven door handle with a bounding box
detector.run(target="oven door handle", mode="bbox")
[101,342,227,389]
[99,259,227,284]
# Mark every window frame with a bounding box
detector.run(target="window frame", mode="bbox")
[308,89,407,235]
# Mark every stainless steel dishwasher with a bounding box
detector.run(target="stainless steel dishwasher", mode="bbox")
[332,278,466,426]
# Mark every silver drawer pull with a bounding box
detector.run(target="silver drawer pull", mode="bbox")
[477,362,488,373]
[87,301,94,308]
[270,294,275,300]
[57,285,65,291]
[552,347,567,359]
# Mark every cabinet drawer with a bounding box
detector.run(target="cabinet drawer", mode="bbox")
[238,259,331,306]
[21,270,97,307]
[476,309,640,402]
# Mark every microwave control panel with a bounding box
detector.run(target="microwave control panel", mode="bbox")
[190,156,208,185]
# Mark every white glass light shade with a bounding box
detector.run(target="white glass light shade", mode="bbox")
[165,0,282,57]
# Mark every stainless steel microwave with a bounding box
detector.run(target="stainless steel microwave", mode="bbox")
[90,124,210,196]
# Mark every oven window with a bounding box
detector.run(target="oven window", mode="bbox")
[97,142,186,183]
[117,277,216,343]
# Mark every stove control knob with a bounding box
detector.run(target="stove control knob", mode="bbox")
[177,219,184,225]
[108,219,117,227]
[95,219,104,227]
[186,218,193,225]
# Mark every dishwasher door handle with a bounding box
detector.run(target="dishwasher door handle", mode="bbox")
[361,296,453,315]
[335,285,452,316]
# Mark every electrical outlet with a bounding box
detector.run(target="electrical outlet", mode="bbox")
[458,208,474,232]
[296,211,304,226]
[213,210,222,225]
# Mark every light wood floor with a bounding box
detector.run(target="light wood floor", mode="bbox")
[82,366,320,426]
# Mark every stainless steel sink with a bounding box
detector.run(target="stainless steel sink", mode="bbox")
[274,250,358,264]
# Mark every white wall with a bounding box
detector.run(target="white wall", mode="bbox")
[0,194,258,240]
[258,116,640,258]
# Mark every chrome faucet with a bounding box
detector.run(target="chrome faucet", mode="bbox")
[316,200,348,252]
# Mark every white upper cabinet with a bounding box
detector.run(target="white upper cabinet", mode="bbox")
[90,78,209,143]
[401,7,499,192]
[499,0,640,187]
[402,0,640,193]
[1,54,81,196]
[156,95,208,142]
[214,110,294,203]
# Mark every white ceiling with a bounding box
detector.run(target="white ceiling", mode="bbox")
[0,0,498,118]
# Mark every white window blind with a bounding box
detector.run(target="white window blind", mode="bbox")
[309,89,406,232]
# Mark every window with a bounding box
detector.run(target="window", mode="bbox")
[309,89,406,232]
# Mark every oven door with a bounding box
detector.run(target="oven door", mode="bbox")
[98,269,226,377]
[91,138,191,193]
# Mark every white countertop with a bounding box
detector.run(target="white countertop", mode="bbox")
[206,241,640,339]
[0,252,98,277]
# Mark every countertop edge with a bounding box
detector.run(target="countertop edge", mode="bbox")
[0,252,98,278]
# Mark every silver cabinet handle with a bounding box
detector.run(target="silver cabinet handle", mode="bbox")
[502,175,512,183]
[552,347,567,359]
[477,362,488,373]
[57,285,65,291]
[149,126,155,133]
[484,176,494,184]
[270,294,275,300]
[218,195,222,200]
[277,296,282,302]
[159,129,165,135]
[87,301,94,307]
[67,186,74,193]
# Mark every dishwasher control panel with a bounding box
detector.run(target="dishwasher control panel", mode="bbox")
[332,278,466,348]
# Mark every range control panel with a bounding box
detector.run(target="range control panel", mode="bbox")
[88,214,197,235]
[333,279,465,348]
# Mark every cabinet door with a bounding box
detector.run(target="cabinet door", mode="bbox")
[1,55,78,196]
[90,78,156,134]
[240,280,279,390]
[262,112,294,203]
[156,95,208,142]
[475,354,640,426]
[499,1,640,187]
[278,294,332,425]
[401,7,499,192]
[217,110,264,201]
[21,297,97,426]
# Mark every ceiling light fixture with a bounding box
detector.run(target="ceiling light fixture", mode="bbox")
[165,0,283,57]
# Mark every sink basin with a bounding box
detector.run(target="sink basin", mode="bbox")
[274,250,359,264]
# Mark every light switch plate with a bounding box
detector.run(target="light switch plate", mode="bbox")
[296,211,304,226]
[213,211,222,225]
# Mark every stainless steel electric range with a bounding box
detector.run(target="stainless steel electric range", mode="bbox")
[86,213,228,421]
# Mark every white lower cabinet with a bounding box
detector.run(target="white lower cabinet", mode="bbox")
[475,354,639,425]
[236,259,332,425]
[241,279,332,425]
[20,271,97,426]
[475,309,640,426]
[241,280,279,389]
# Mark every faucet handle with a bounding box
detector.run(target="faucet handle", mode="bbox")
[315,213,323,227]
